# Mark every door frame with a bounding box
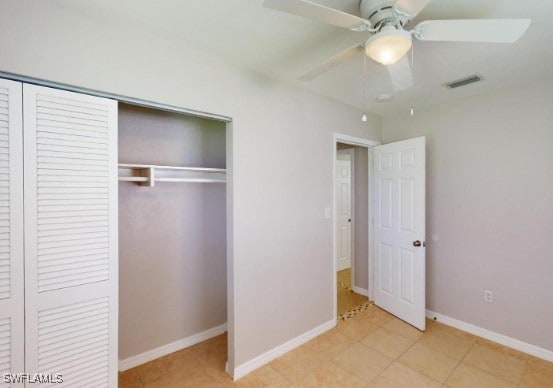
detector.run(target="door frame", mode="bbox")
[333,133,380,320]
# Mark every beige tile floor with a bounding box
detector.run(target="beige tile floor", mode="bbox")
[337,269,368,315]
[119,304,553,387]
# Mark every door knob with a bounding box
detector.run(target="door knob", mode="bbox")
[413,240,422,247]
[348,219,351,222]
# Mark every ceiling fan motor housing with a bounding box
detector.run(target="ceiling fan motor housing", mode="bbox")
[360,0,407,30]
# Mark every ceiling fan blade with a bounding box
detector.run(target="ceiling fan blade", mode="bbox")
[387,55,414,91]
[263,0,370,30]
[413,19,531,43]
[393,0,432,19]
[299,45,362,81]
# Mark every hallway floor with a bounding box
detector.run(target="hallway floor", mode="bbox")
[337,268,368,316]
[119,304,553,387]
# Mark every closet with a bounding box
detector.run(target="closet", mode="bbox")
[1,78,118,386]
[0,77,228,386]
[117,103,227,369]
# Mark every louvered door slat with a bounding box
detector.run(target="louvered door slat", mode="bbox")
[0,319,11,381]
[24,84,117,388]
[36,94,108,111]
[38,157,108,167]
[0,79,24,388]
[39,324,107,349]
[38,138,109,151]
[37,98,108,113]
[38,234,108,248]
[37,143,109,155]
[37,126,108,140]
[38,226,108,238]
[38,221,109,232]
[37,119,108,133]
[36,107,109,123]
[37,254,109,268]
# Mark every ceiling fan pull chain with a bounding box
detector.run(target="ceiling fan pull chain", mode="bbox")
[361,51,368,122]
[411,42,415,71]
[363,52,367,106]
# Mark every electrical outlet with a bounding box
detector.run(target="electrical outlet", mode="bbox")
[484,290,493,303]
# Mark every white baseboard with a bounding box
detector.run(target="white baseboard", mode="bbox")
[426,310,553,363]
[118,323,228,371]
[232,318,336,381]
[352,286,369,297]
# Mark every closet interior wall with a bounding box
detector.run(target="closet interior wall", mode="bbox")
[118,103,227,361]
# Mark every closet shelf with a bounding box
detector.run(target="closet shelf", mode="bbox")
[118,163,226,187]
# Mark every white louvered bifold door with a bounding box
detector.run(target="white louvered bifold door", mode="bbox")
[23,85,118,387]
[0,79,24,387]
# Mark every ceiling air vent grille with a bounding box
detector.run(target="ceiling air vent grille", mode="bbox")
[444,75,483,89]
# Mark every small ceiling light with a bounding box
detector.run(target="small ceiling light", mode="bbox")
[361,113,368,122]
[410,107,415,116]
[365,28,412,66]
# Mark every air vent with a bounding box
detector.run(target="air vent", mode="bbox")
[444,75,484,89]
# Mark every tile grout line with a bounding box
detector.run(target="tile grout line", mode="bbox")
[133,368,144,388]
[516,357,529,387]
[329,357,368,385]
[369,319,470,386]
[367,356,402,386]
[440,352,463,386]
[430,325,476,386]
[265,364,291,386]
[357,317,419,362]
[460,340,523,387]
[391,330,443,385]
[273,367,296,386]
[358,315,422,385]
[315,304,393,385]
[333,318,387,384]
[445,335,478,384]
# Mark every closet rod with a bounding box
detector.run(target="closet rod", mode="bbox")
[118,164,226,186]
[155,178,225,183]
[118,177,149,183]
[119,163,225,173]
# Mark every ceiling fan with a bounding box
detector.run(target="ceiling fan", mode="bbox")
[263,0,531,91]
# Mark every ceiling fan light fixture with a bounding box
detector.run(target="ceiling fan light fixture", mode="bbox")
[365,29,412,65]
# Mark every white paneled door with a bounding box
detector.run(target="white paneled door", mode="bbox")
[23,85,118,387]
[373,137,426,330]
[0,79,24,385]
[336,158,352,271]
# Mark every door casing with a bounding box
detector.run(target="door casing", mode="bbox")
[333,133,380,321]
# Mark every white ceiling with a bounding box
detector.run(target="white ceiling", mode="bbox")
[54,0,553,116]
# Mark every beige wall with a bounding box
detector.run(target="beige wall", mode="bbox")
[0,1,382,372]
[383,80,553,351]
[118,104,227,360]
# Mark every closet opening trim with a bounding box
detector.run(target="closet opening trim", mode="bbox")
[0,71,233,123]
